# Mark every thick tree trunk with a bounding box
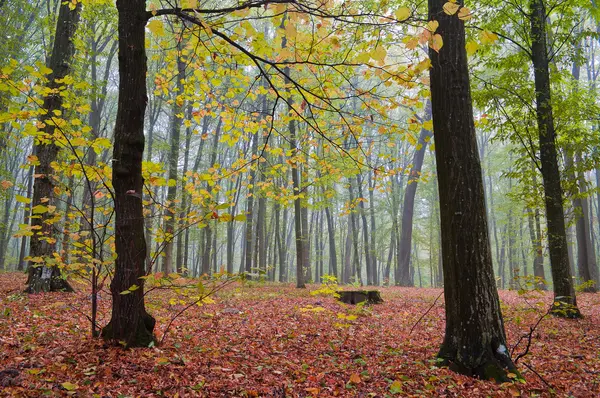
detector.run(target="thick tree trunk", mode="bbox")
[26,1,81,293]
[530,0,580,316]
[428,0,517,380]
[398,100,432,286]
[101,0,155,347]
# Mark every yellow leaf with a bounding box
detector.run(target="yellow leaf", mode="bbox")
[458,7,473,20]
[147,19,165,37]
[431,33,443,52]
[443,2,460,15]
[372,46,387,63]
[32,205,48,214]
[480,30,499,45]
[426,20,439,33]
[466,40,479,56]
[423,120,433,131]
[181,0,197,8]
[395,7,411,21]
[61,382,78,391]
[349,373,361,384]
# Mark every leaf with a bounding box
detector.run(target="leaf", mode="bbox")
[458,7,473,20]
[466,41,479,56]
[147,20,165,37]
[32,205,48,214]
[61,382,78,391]
[431,33,443,52]
[16,195,31,204]
[480,30,499,45]
[443,2,460,15]
[395,7,411,21]
[1,180,13,190]
[389,380,403,394]
[348,372,361,384]
[234,214,247,222]
[426,20,439,33]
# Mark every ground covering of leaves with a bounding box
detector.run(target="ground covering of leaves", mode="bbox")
[0,272,599,397]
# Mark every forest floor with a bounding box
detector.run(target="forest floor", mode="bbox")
[0,272,599,397]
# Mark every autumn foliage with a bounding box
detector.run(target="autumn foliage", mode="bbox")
[1,272,599,396]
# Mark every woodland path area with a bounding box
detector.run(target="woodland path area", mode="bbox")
[0,273,599,397]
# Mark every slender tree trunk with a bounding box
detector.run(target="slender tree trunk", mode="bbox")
[25,0,81,293]
[101,0,155,347]
[18,165,34,271]
[356,174,372,285]
[324,204,337,278]
[398,100,433,286]
[367,169,378,285]
[429,0,517,380]
[161,49,185,274]
[530,0,580,316]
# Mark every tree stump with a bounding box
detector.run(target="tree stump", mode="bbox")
[337,290,383,305]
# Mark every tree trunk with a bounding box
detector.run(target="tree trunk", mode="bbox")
[530,0,580,316]
[25,0,81,293]
[18,165,34,271]
[101,0,155,347]
[428,0,517,380]
[324,204,337,278]
[161,49,185,274]
[356,174,372,285]
[398,100,432,286]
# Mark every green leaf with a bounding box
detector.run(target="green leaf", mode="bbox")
[233,214,247,222]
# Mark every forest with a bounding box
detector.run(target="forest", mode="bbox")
[1,0,599,396]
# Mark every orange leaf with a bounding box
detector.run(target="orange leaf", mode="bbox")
[349,372,361,384]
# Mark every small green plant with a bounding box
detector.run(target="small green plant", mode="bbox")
[575,279,596,293]
[310,274,340,298]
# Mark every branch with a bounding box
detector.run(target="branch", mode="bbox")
[147,0,296,21]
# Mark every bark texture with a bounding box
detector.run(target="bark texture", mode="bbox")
[25,1,81,293]
[101,0,155,347]
[397,100,432,286]
[530,0,580,316]
[428,0,517,381]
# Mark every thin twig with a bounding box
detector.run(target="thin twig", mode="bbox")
[410,290,443,335]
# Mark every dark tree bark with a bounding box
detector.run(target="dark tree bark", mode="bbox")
[398,100,432,286]
[25,0,81,293]
[162,49,185,275]
[428,0,517,381]
[529,0,580,316]
[101,0,155,347]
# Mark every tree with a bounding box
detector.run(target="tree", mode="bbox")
[428,0,518,380]
[25,1,81,293]
[397,100,432,287]
[101,0,156,347]
[529,0,580,316]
